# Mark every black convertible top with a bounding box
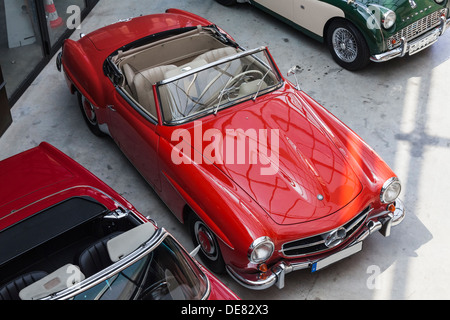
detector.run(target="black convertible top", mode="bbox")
[0,196,107,267]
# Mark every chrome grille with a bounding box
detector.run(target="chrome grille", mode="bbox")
[387,9,445,50]
[281,207,370,257]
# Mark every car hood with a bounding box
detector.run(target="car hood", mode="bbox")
[193,92,362,225]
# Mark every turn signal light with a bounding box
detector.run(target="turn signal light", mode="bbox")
[258,263,268,273]
[388,204,396,212]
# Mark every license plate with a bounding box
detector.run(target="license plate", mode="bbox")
[409,32,439,56]
[311,242,363,273]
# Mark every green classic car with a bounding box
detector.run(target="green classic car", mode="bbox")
[216,0,450,70]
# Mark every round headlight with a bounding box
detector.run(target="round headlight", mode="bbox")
[248,237,274,264]
[382,10,396,29]
[435,0,444,4]
[380,177,401,203]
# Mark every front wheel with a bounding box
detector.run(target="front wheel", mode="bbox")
[77,91,104,137]
[188,214,226,274]
[326,20,370,71]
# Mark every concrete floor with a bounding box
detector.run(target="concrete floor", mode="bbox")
[1,0,450,300]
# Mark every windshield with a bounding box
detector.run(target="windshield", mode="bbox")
[72,236,208,300]
[157,47,281,124]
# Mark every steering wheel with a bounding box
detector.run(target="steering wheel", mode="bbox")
[225,70,264,90]
[201,70,265,110]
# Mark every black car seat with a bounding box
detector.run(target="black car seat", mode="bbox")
[78,232,122,278]
[0,271,48,300]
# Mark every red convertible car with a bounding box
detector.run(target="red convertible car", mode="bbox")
[0,143,239,300]
[57,9,405,290]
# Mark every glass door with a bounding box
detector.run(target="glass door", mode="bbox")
[43,0,86,47]
[0,0,45,99]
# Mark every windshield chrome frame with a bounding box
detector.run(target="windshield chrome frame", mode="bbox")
[158,46,266,85]
[43,227,211,300]
[156,46,283,125]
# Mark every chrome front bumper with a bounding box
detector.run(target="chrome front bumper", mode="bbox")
[226,199,406,290]
[371,16,450,63]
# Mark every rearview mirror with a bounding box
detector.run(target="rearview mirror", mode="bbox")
[287,65,302,90]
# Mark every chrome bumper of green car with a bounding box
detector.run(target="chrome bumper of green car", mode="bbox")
[371,16,450,63]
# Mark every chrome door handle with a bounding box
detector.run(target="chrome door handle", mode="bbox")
[107,105,116,112]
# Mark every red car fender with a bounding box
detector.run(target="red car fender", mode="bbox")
[62,39,103,109]
[162,171,234,249]
[157,133,273,255]
[298,90,396,195]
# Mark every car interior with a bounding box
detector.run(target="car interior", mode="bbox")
[0,196,147,300]
[108,26,279,122]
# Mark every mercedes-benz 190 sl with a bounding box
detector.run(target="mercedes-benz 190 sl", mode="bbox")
[57,9,405,290]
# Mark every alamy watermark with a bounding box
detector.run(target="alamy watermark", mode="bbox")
[366,265,382,290]
[63,3,389,32]
[365,5,388,30]
[66,5,81,30]
[171,121,280,176]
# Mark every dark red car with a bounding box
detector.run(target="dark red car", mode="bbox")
[0,143,239,300]
[57,9,405,290]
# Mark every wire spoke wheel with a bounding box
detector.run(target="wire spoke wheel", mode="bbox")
[326,20,370,71]
[332,27,358,63]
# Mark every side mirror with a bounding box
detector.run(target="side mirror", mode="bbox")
[287,65,302,90]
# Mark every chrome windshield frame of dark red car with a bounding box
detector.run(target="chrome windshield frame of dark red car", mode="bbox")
[43,227,212,300]
[156,46,283,125]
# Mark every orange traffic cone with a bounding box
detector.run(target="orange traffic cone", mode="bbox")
[45,0,63,29]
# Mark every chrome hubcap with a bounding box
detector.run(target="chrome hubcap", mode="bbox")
[194,221,218,261]
[82,95,97,125]
[332,27,358,63]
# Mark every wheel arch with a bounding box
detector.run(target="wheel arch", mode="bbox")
[61,39,104,108]
[324,6,386,55]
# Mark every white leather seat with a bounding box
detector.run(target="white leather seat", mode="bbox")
[133,65,177,118]
[127,48,240,121]
[192,47,244,108]
[122,64,138,97]
[194,47,238,63]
